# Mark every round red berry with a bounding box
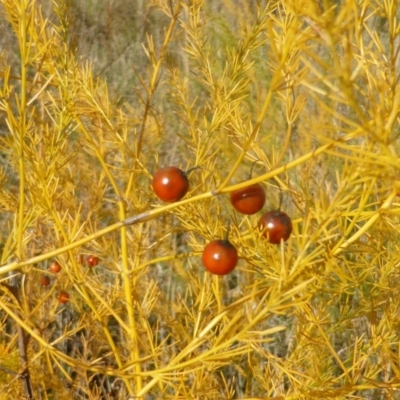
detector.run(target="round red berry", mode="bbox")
[40,275,50,287]
[152,166,189,202]
[58,292,70,304]
[202,239,238,275]
[230,183,266,215]
[258,210,292,244]
[49,261,61,273]
[86,255,99,267]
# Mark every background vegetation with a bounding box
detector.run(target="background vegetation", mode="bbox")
[1,0,400,398]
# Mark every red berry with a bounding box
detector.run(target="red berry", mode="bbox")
[230,183,266,215]
[58,291,70,304]
[40,275,50,286]
[258,210,292,244]
[49,261,61,273]
[86,255,99,267]
[202,239,238,275]
[152,166,189,202]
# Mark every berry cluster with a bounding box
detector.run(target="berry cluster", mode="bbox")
[40,255,100,303]
[152,166,293,275]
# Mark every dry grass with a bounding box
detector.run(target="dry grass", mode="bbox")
[0,0,400,399]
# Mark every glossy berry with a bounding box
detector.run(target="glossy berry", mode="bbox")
[58,292,70,304]
[258,210,293,244]
[49,261,61,273]
[230,183,266,215]
[86,255,99,267]
[40,275,50,287]
[202,239,238,275]
[152,166,189,202]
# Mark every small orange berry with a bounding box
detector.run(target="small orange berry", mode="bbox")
[49,262,61,273]
[58,292,70,304]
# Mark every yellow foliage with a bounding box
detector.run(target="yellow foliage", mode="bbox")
[0,0,400,398]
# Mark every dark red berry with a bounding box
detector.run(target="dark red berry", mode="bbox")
[258,210,293,244]
[86,255,99,267]
[202,239,238,275]
[152,166,189,202]
[230,183,266,215]
[40,275,50,287]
